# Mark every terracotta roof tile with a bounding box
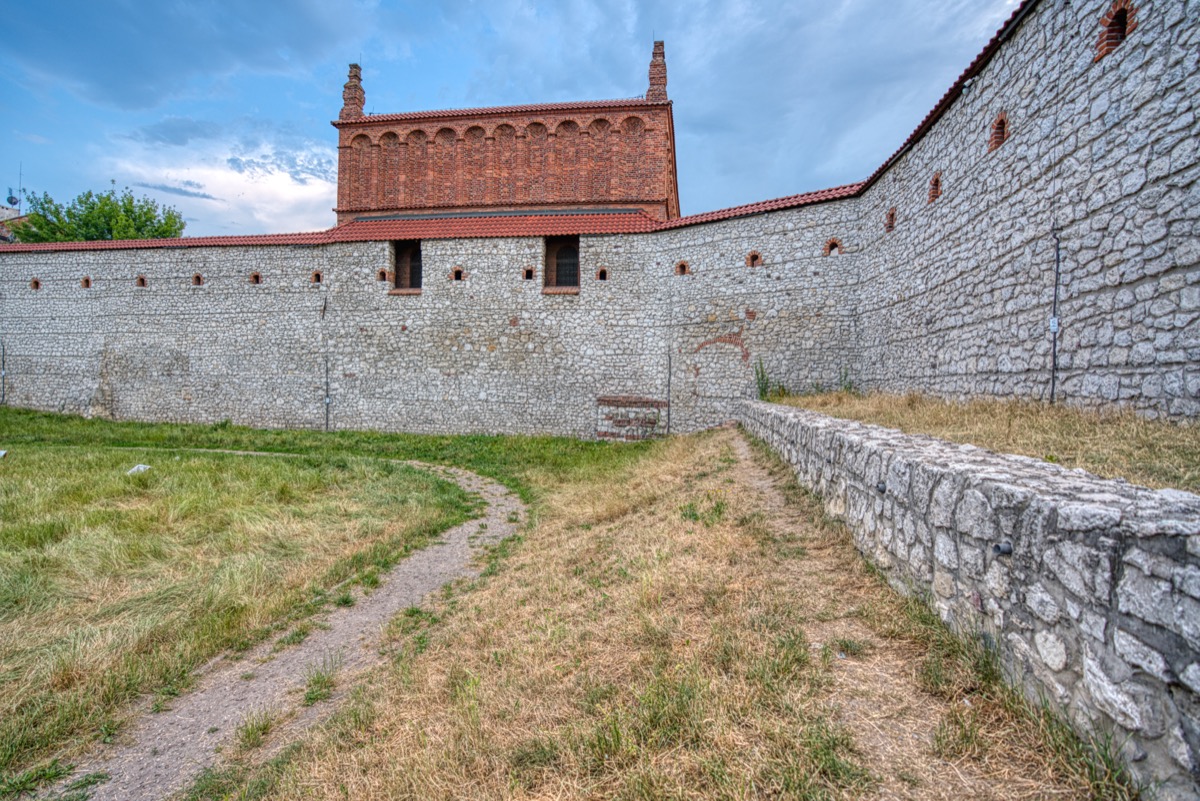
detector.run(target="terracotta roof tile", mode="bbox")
[656,184,864,230]
[334,97,666,127]
[0,212,660,253]
[328,212,659,240]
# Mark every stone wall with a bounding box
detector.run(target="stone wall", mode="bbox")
[854,0,1200,417]
[0,203,860,436]
[739,399,1200,799]
[1,0,1198,429]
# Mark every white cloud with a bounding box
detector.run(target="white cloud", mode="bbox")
[102,138,337,236]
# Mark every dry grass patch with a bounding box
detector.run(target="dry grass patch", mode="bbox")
[0,446,472,775]
[777,391,1199,492]
[238,428,1132,800]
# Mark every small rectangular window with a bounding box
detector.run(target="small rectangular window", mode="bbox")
[544,235,580,290]
[391,240,422,294]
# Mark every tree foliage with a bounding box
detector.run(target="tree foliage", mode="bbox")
[12,183,186,243]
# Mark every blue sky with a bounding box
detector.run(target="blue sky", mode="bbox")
[1,0,1018,236]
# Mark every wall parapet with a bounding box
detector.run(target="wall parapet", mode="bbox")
[737,400,1200,800]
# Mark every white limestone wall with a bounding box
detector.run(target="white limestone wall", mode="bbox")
[855,0,1200,417]
[740,399,1200,799]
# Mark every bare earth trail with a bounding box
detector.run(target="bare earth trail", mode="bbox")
[727,432,1058,800]
[45,455,524,801]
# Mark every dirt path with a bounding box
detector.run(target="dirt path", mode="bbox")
[44,458,524,801]
[729,431,1057,799]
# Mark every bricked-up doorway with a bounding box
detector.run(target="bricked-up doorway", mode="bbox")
[545,236,580,288]
[392,241,422,291]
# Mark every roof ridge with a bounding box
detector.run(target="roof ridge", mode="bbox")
[334,97,664,127]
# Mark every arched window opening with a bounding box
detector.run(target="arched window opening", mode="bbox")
[81,276,92,289]
[30,278,41,291]
[311,271,323,284]
[885,207,897,233]
[596,268,608,281]
[249,272,263,285]
[135,276,148,288]
[452,267,465,282]
[1096,2,1136,61]
[192,274,204,286]
[824,238,843,257]
[928,172,943,204]
[746,251,763,268]
[544,235,580,291]
[675,261,690,276]
[989,112,1009,152]
[377,269,389,282]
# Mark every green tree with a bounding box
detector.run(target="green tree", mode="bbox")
[12,182,186,243]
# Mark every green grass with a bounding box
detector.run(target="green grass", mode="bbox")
[0,406,653,505]
[302,654,341,706]
[236,710,275,750]
[0,407,647,775]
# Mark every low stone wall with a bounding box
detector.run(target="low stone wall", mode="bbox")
[737,400,1200,800]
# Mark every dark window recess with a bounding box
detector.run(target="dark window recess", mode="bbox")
[392,240,423,289]
[545,235,580,288]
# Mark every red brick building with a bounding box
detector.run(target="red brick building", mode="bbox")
[332,43,680,224]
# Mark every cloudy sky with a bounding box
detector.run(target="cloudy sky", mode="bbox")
[1,0,1018,237]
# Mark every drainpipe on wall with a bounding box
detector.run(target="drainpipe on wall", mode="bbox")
[1049,225,1063,404]
[0,338,6,406]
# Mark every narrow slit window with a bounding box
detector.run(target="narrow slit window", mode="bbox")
[249,272,263,285]
[192,274,204,286]
[523,267,534,281]
[377,269,389,282]
[392,241,422,290]
[311,271,323,284]
[135,276,147,288]
[30,278,41,290]
[81,276,92,289]
[928,172,942,204]
[675,261,690,276]
[824,238,843,256]
[596,268,608,281]
[452,267,464,281]
[989,112,1009,151]
[885,207,897,232]
[746,251,763,268]
[1096,1,1136,61]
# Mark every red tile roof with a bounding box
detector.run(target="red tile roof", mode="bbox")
[0,212,661,253]
[0,1,1042,255]
[656,183,864,230]
[333,98,666,127]
[328,212,659,240]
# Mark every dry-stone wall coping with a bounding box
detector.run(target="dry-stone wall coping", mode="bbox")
[738,400,1200,800]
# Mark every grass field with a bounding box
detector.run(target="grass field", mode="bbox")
[188,429,1137,801]
[0,409,1143,798]
[0,407,652,784]
[0,443,479,777]
[775,391,1200,493]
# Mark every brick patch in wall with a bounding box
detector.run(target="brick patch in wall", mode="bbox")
[596,395,668,440]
